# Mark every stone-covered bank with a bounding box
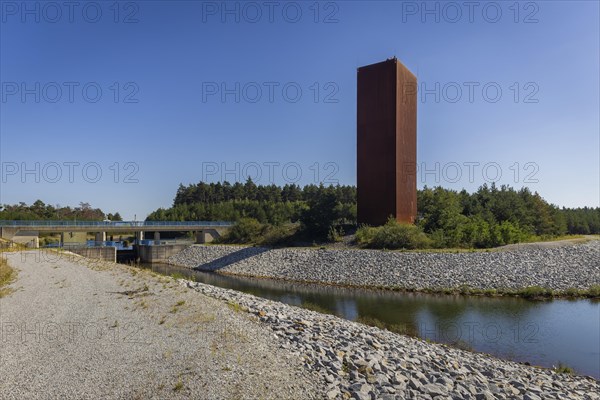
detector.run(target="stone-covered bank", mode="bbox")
[182,279,600,400]
[168,241,600,293]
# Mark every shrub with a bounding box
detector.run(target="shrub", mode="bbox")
[222,217,263,244]
[357,218,431,250]
[327,225,344,242]
[355,225,376,245]
[554,362,574,374]
[258,223,298,246]
[497,221,522,245]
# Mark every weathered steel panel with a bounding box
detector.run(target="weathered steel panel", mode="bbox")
[357,58,417,226]
[395,60,417,224]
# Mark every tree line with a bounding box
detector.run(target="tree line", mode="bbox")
[4,181,596,249]
[147,180,356,229]
[146,179,599,248]
[0,200,122,221]
[414,185,598,248]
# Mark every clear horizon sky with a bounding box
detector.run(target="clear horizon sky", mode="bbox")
[1,1,598,220]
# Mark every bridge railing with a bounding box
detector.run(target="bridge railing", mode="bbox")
[0,220,233,228]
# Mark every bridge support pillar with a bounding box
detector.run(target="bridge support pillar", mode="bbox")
[95,232,106,243]
[154,232,160,242]
[195,229,220,244]
[135,231,145,243]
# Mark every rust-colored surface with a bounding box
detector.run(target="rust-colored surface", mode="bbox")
[357,58,417,226]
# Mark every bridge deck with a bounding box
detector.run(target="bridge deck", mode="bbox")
[0,221,233,232]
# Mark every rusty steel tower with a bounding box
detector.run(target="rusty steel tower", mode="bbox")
[357,57,417,226]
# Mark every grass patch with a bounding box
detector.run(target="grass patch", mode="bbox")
[0,257,16,298]
[226,301,245,313]
[562,287,585,297]
[557,285,600,299]
[169,300,186,314]
[170,272,187,280]
[400,284,600,299]
[517,286,554,299]
[173,379,184,392]
[523,234,586,244]
[554,362,574,374]
[481,288,499,296]
[585,285,600,298]
[355,315,418,337]
[300,301,330,314]
[341,359,350,374]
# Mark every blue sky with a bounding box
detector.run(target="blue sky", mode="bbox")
[1,0,598,220]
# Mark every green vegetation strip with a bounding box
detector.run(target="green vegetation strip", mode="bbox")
[147,181,600,247]
[397,285,600,300]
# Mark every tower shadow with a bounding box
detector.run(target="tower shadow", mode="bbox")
[192,246,271,271]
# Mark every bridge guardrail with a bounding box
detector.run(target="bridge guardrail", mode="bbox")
[0,220,233,228]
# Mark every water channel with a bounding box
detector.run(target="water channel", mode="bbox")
[139,262,600,379]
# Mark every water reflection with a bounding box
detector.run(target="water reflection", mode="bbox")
[139,262,600,379]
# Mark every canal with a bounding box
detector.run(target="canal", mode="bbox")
[139,262,600,379]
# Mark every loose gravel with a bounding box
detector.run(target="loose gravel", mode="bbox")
[0,250,324,399]
[184,279,600,400]
[168,241,600,292]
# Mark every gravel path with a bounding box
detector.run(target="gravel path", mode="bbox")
[0,250,324,399]
[168,241,600,292]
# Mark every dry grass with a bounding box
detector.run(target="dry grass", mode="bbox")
[0,256,16,298]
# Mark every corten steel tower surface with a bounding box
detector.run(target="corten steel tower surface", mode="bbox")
[357,58,417,226]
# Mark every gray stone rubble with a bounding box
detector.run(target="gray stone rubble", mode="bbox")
[168,241,600,292]
[183,279,600,400]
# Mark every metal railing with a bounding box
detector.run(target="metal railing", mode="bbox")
[0,220,233,227]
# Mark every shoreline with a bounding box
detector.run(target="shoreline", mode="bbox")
[173,267,600,300]
[180,277,600,398]
[166,240,600,299]
[3,250,597,399]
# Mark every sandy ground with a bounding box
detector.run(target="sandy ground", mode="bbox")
[0,250,323,399]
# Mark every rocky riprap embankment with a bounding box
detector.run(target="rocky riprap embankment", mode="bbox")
[168,241,600,291]
[183,279,600,400]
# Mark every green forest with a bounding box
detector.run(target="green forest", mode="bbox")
[2,181,597,249]
[144,179,599,249]
[0,201,122,222]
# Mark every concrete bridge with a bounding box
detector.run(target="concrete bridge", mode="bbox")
[0,220,233,247]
